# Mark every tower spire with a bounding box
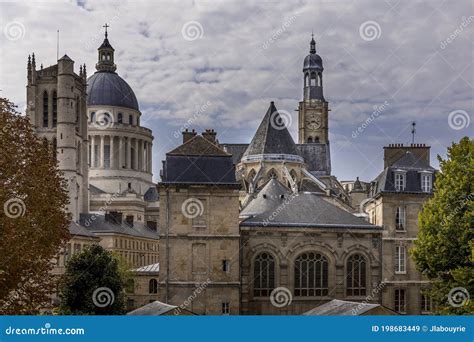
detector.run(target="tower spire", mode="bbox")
[310,33,316,54]
[96,24,116,72]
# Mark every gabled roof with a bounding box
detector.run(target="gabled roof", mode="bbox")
[241,178,379,229]
[167,135,230,157]
[133,263,159,274]
[79,214,159,239]
[243,102,299,157]
[127,301,196,316]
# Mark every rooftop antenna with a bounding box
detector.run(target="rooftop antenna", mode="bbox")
[56,29,59,61]
[411,121,416,144]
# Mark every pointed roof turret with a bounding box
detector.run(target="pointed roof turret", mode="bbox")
[243,102,299,158]
[96,23,116,72]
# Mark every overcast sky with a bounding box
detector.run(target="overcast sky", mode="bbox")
[1,0,472,182]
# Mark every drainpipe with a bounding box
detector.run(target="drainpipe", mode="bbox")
[165,188,170,303]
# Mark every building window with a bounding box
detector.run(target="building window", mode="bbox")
[395,207,406,231]
[222,302,230,315]
[294,252,328,297]
[421,174,432,192]
[395,289,406,313]
[395,246,406,274]
[52,91,57,127]
[222,260,230,273]
[253,253,275,297]
[394,172,405,191]
[104,145,110,169]
[346,254,367,296]
[64,243,72,264]
[149,279,158,294]
[90,112,96,123]
[42,91,48,127]
[118,113,123,124]
[421,294,432,314]
[129,114,133,125]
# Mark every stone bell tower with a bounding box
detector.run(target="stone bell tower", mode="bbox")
[298,35,329,145]
[26,53,89,221]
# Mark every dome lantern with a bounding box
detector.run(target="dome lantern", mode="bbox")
[96,23,117,73]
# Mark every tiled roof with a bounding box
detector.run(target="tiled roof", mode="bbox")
[144,186,159,202]
[68,221,98,238]
[167,135,230,156]
[241,178,379,229]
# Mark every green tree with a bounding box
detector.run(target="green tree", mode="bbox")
[59,244,126,315]
[412,137,473,314]
[0,98,70,314]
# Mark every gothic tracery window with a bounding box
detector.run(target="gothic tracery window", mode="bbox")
[253,252,275,297]
[52,91,57,127]
[346,254,367,296]
[294,252,328,296]
[42,91,48,127]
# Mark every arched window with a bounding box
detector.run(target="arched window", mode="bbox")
[253,252,275,297]
[42,91,48,127]
[318,72,323,86]
[52,91,57,127]
[304,73,309,87]
[118,113,123,124]
[90,112,96,123]
[247,169,257,183]
[314,136,320,143]
[294,252,328,296]
[129,114,133,125]
[307,137,313,143]
[346,254,367,296]
[149,279,158,294]
[310,72,317,86]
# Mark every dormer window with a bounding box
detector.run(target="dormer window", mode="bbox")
[421,173,432,192]
[394,172,406,191]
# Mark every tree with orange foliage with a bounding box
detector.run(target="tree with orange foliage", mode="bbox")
[0,97,70,314]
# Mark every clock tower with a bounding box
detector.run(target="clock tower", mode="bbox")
[298,35,329,144]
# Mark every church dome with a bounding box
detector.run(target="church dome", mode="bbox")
[303,53,323,70]
[87,72,139,111]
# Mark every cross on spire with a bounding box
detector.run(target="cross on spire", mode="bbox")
[103,23,109,38]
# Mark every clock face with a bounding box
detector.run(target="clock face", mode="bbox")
[306,114,321,129]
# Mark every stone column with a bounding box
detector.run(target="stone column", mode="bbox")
[118,136,123,169]
[127,138,132,169]
[91,135,95,168]
[148,141,152,173]
[99,135,104,169]
[110,135,115,169]
[134,138,139,171]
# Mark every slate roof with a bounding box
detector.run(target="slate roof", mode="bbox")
[221,143,249,165]
[161,135,239,186]
[144,186,159,202]
[127,301,196,316]
[240,178,379,229]
[302,299,392,316]
[87,71,139,110]
[242,102,299,157]
[79,214,159,239]
[89,184,106,195]
[369,151,436,196]
[68,221,98,238]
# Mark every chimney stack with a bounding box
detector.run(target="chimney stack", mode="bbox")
[182,129,197,143]
[202,129,217,143]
